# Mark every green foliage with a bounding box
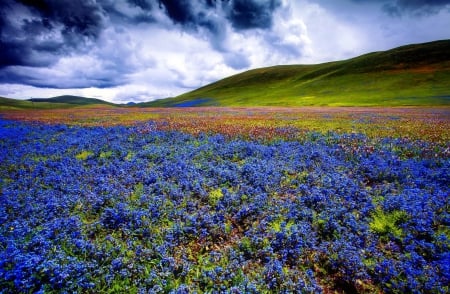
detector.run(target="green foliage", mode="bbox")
[99,150,113,159]
[208,188,224,206]
[130,182,144,202]
[75,150,94,160]
[224,219,232,234]
[369,208,409,240]
[269,217,295,233]
[125,151,135,161]
[239,236,254,255]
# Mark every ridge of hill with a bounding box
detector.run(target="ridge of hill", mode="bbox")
[0,95,114,110]
[28,95,114,106]
[146,39,450,107]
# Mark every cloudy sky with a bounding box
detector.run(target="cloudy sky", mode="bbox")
[1,0,449,103]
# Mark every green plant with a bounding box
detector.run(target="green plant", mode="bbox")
[99,150,113,159]
[369,208,409,240]
[269,217,294,233]
[130,182,144,202]
[75,150,94,160]
[208,188,223,206]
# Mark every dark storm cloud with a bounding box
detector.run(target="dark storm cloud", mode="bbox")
[226,0,282,30]
[384,0,450,16]
[99,2,156,25]
[351,0,450,16]
[0,0,282,67]
[391,0,450,8]
[0,0,105,68]
[17,0,105,39]
[157,0,282,31]
[155,0,283,69]
[127,0,154,10]
[159,0,196,25]
[0,0,284,88]
[0,57,130,89]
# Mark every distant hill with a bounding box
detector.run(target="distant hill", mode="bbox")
[28,95,114,106]
[0,95,115,110]
[0,96,71,109]
[147,39,450,107]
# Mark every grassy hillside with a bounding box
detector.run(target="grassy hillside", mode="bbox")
[148,39,450,107]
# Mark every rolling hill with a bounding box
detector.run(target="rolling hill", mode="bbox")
[0,96,71,109]
[28,95,114,106]
[0,95,114,110]
[147,39,450,107]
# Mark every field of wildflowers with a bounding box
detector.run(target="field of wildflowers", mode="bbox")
[0,107,449,293]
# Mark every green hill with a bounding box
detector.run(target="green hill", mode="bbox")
[148,39,450,107]
[0,95,114,110]
[0,96,72,110]
[28,95,114,106]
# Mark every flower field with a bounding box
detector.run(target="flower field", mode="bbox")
[0,107,449,293]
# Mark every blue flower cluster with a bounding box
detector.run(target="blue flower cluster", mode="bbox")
[0,119,448,293]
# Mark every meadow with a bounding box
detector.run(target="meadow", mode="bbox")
[0,106,449,293]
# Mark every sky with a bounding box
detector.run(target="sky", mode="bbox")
[1,0,449,103]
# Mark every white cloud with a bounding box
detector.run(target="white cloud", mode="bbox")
[284,1,369,63]
[0,84,74,99]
